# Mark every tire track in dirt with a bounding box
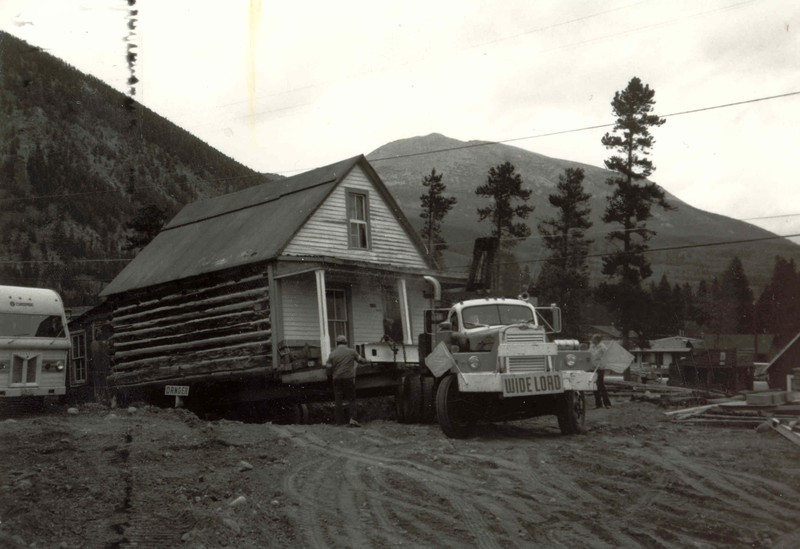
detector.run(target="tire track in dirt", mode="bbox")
[282,457,339,548]
[657,445,800,526]
[273,425,531,547]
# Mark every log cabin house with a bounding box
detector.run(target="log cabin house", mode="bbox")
[100,155,463,415]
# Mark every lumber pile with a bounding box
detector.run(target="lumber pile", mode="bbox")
[667,395,800,445]
[606,378,718,407]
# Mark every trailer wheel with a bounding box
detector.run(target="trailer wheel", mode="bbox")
[556,391,586,435]
[436,374,476,439]
[421,376,436,423]
[292,403,310,424]
[402,373,422,423]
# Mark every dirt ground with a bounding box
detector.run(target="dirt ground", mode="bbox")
[1,391,799,549]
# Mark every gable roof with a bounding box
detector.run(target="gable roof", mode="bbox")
[102,155,433,297]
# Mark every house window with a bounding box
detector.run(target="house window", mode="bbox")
[347,190,370,249]
[70,331,87,385]
[327,287,349,348]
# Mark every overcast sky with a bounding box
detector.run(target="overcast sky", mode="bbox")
[2,0,799,239]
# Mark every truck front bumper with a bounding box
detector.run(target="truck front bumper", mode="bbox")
[457,370,596,396]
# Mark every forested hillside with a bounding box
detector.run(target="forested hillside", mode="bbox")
[0,32,277,306]
[368,133,799,293]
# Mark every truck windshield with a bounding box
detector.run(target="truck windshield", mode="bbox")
[0,313,65,338]
[462,304,535,328]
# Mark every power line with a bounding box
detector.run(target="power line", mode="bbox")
[2,88,798,205]
[450,232,800,272]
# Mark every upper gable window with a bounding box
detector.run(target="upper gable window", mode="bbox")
[346,190,370,249]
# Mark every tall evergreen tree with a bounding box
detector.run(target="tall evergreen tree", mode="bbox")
[596,76,673,346]
[719,257,755,334]
[756,256,800,344]
[476,161,533,295]
[536,167,592,339]
[419,168,456,266]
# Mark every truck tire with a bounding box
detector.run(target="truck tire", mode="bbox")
[421,376,436,423]
[436,374,476,439]
[292,403,310,424]
[557,390,586,435]
[402,373,422,424]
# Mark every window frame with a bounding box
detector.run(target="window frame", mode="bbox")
[326,286,351,348]
[70,330,87,385]
[346,189,371,250]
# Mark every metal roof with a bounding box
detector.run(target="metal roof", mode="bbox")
[101,156,364,296]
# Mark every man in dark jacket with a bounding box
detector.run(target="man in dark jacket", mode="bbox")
[325,335,369,426]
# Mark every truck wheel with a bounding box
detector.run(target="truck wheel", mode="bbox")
[436,374,476,439]
[557,391,586,435]
[402,373,422,423]
[421,376,436,423]
[292,403,310,424]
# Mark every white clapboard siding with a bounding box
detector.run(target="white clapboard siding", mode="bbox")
[405,278,431,340]
[350,283,386,344]
[283,166,428,269]
[280,275,321,342]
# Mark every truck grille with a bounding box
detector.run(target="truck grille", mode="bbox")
[12,354,39,384]
[503,327,548,373]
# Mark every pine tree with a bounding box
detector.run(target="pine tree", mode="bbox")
[536,167,592,339]
[756,256,800,344]
[596,77,673,347]
[719,257,755,334]
[419,168,456,266]
[476,162,533,295]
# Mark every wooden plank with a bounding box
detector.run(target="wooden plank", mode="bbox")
[113,273,267,315]
[114,319,270,351]
[112,339,271,372]
[769,419,800,447]
[114,330,271,360]
[109,357,270,386]
[113,299,268,334]
[114,287,268,324]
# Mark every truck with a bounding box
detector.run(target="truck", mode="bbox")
[422,296,596,438]
[0,285,70,404]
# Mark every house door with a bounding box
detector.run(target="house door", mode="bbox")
[326,287,350,348]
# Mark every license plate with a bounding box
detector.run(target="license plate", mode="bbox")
[164,385,189,397]
[502,373,563,397]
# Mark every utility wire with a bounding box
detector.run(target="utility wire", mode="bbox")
[454,232,800,273]
[2,88,798,203]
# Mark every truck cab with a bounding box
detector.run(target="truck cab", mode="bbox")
[425,297,594,438]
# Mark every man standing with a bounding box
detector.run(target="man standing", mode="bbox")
[590,334,612,409]
[325,335,369,426]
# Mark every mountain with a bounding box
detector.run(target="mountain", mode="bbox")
[2,29,795,307]
[367,133,798,292]
[0,32,279,306]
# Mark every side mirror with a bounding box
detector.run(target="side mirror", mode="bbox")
[437,321,452,331]
[535,306,562,334]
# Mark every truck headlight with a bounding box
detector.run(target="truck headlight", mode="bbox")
[565,354,576,367]
[468,356,480,369]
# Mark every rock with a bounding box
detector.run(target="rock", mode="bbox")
[229,495,247,507]
[127,406,138,414]
[221,517,241,534]
[67,408,79,415]
[237,460,253,472]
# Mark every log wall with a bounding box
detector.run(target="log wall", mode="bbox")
[108,271,271,387]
